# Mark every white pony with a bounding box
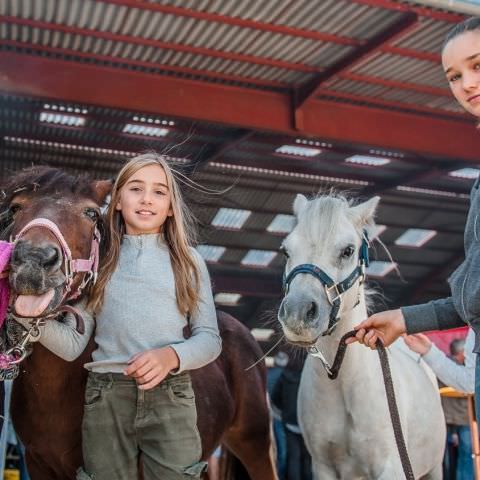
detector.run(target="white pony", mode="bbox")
[277,193,445,480]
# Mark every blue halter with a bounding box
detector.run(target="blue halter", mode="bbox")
[282,230,370,335]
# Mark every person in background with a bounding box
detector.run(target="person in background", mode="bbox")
[271,351,311,480]
[404,329,475,480]
[267,351,288,480]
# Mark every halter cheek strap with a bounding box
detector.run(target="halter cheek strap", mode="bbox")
[282,230,369,335]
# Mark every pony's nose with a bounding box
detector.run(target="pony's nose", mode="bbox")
[39,245,61,270]
[305,301,318,323]
[279,295,319,325]
[12,240,61,271]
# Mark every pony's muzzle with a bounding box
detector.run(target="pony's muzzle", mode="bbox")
[12,240,62,273]
[278,293,320,329]
[10,240,64,295]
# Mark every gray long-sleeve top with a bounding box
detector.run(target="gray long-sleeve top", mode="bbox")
[402,177,480,352]
[17,234,221,373]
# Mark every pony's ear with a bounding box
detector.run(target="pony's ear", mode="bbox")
[350,196,380,226]
[293,194,308,217]
[92,179,114,204]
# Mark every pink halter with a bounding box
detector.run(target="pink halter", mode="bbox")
[0,217,102,333]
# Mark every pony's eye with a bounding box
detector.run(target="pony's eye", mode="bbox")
[84,208,99,221]
[280,245,290,259]
[341,245,355,259]
[9,204,21,215]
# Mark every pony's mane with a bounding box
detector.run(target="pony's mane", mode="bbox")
[0,166,99,207]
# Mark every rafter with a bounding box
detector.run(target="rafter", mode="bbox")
[1,52,479,161]
[294,12,419,115]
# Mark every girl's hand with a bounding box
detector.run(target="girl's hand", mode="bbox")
[403,333,432,356]
[345,309,407,349]
[124,346,180,390]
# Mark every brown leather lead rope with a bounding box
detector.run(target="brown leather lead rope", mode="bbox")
[327,330,415,480]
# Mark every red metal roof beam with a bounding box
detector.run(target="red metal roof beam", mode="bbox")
[318,88,466,119]
[3,41,286,89]
[339,72,452,98]
[294,12,420,121]
[1,52,479,161]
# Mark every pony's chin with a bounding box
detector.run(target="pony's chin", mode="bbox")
[287,339,318,348]
[282,328,320,347]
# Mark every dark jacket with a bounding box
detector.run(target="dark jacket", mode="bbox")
[402,177,480,351]
[271,368,301,427]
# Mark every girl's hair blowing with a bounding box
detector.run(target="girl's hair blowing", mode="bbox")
[88,153,200,316]
[443,17,480,51]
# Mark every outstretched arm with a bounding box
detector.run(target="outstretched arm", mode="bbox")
[405,330,475,394]
[347,297,465,350]
[13,299,95,361]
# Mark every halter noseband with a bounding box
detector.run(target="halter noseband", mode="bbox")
[282,230,369,335]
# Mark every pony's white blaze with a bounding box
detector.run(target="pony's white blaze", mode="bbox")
[278,194,445,480]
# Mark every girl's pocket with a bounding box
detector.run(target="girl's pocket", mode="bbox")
[167,378,195,406]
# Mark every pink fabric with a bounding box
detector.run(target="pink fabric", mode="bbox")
[0,241,13,328]
[425,326,468,355]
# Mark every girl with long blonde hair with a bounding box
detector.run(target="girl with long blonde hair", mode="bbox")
[23,153,221,479]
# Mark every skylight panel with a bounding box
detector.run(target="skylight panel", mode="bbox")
[395,229,437,248]
[275,145,322,157]
[241,249,277,267]
[295,138,332,148]
[366,261,396,278]
[250,328,275,341]
[267,214,296,234]
[40,112,86,127]
[449,168,480,180]
[132,115,175,126]
[208,162,370,186]
[214,293,242,306]
[123,123,169,137]
[345,155,391,167]
[4,136,134,157]
[396,186,469,199]
[196,245,225,263]
[211,208,251,229]
[368,148,404,159]
[43,103,87,114]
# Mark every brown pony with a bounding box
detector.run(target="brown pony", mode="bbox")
[1,167,277,480]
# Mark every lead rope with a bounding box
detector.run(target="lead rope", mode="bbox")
[322,330,414,480]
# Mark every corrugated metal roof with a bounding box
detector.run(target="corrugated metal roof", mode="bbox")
[1,0,469,113]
